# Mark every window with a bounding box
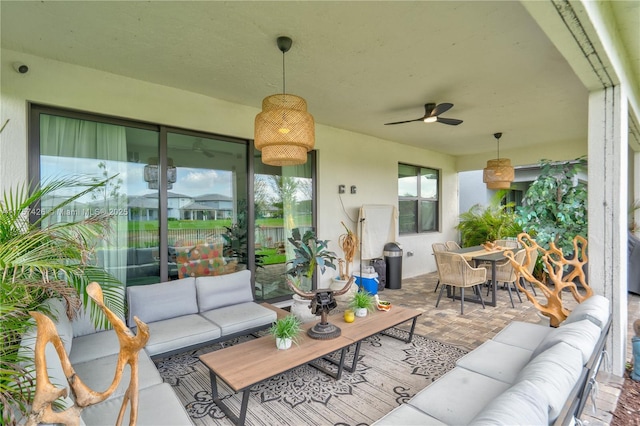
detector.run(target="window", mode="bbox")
[29,104,317,303]
[398,164,439,234]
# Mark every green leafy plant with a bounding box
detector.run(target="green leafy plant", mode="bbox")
[0,176,123,425]
[516,158,587,257]
[285,228,337,284]
[269,314,303,343]
[349,291,375,312]
[456,191,522,247]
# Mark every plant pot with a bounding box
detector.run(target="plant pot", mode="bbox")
[275,337,292,350]
[355,307,368,317]
[290,294,316,323]
[330,277,357,305]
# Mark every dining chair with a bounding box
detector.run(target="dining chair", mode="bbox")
[520,248,539,296]
[485,249,526,308]
[434,251,486,314]
[431,243,448,293]
[494,239,521,249]
[445,241,461,251]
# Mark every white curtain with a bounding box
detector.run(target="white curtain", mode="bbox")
[40,115,128,285]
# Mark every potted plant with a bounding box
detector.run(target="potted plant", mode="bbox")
[284,227,338,322]
[349,291,375,317]
[0,175,123,424]
[331,222,359,302]
[269,314,302,350]
[456,191,522,247]
[516,158,587,257]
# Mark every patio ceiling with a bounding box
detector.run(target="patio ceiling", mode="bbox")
[1,1,638,159]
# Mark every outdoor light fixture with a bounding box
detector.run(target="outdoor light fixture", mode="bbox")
[483,132,514,189]
[254,36,315,166]
[144,158,177,190]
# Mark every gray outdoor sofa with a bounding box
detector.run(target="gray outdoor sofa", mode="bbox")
[374,294,612,426]
[18,269,277,425]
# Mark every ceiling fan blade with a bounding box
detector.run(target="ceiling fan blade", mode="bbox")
[436,117,463,126]
[384,118,423,125]
[431,103,454,117]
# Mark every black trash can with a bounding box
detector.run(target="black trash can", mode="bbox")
[384,242,403,289]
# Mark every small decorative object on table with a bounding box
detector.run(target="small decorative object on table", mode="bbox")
[349,291,375,317]
[269,314,302,350]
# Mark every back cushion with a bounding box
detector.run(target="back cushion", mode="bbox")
[531,319,601,364]
[468,380,548,425]
[127,277,197,325]
[563,294,610,330]
[196,269,253,312]
[516,341,583,421]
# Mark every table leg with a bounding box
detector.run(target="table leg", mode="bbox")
[491,260,497,306]
[209,370,249,426]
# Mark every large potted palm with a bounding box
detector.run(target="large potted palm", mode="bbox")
[0,176,123,425]
[285,227,337,322]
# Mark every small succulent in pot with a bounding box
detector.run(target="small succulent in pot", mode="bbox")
[269,314,303,349]
[349,291,375,317]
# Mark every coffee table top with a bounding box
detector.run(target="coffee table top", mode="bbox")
[199,321,352,391]
[199,304,421,392]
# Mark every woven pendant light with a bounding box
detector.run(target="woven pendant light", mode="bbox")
[483,132,514,189]
[255,36,315,166]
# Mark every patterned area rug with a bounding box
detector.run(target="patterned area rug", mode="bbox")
[154,328,467,426]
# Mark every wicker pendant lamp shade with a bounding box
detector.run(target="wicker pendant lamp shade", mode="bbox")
[255,36,315,166]
[483,132,514,189]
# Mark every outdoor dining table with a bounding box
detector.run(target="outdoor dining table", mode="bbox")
[448,245,509,307]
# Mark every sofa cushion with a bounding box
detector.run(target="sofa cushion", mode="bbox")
[468,379,549,425]
[456,340,533,384]
[516,341,583,421]
[373,404,446,425]
[531,319,601,364]
[196,269,253,311]
[200,302,276,336]
[69,329,120,365]
[72,350,162,399]
[81,382,193,426]
[139,314,222,357]
[491,321,553,351]
[127,277,197,326]
[563,294,610,330]
[407,367,511,425]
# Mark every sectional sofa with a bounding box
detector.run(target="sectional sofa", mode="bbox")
[374,295,612,426]
[19,269,277,425]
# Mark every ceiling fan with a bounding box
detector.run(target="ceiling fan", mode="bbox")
[384,102,463,126]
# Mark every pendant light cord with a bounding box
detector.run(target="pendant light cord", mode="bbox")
[282,50,286,96]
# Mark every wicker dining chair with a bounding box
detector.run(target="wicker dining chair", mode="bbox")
[431,243,448,293]
[444,241,461,251]
[494,239,521,249]
[434,251,486,314]
[485,249,527,308]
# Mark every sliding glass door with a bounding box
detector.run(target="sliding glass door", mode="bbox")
[253,151,315,301]
[31,105,315,303]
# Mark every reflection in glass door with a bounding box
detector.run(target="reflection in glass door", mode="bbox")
[38,113,161,287]
[166,133,247,281]
[253,151,315,301]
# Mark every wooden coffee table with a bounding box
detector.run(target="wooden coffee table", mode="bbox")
[199,304,421,425]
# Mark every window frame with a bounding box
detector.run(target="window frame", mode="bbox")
[398,162,441,234]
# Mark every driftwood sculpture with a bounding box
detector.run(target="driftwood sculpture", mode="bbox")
[504,233,593,327]
[26,283,150,426]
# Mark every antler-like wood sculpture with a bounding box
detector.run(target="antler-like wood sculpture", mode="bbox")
[504,233,593,327]
[26,283,149,426]
[288,276,354,339]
